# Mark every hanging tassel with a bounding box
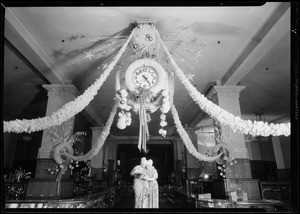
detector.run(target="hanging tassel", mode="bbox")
[138,104,149,153]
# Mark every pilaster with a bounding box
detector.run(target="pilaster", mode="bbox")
[38,84,76,159]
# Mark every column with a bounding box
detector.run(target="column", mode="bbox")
[3,133,18,168]
[27,84,76,199]
[214,85,249,160]
[184,127,201,179]
[272,136,290,179]
[38,84,76,159]
[174,138,184,186]
[214,85,261,200]
[195,126,215,154]
[107,138,117,187]
[90,127,104,179]
[214,85,251,178]
[36,84,76,179]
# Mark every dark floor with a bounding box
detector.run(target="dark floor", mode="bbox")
[114,193,174,209]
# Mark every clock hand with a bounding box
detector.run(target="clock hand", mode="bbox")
[142,75,151,84]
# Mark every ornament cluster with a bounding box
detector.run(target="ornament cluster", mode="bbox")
[131,22,159,59]
[116,89,132,129]
[217,157,237,179]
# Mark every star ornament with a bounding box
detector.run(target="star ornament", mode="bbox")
[102,63,108,69]
[194,49,202,61]
[83,51,94,61]
[186,73,195,81]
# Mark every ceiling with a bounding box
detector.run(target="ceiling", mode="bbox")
[3,3,291,137]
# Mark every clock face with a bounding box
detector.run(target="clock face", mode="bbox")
[132,66,159,89]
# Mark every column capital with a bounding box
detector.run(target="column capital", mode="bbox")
[213,85,245,94]
[42,84,77,96]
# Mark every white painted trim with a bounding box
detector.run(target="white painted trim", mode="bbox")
[225,4,290,85]
[5,8,66,84]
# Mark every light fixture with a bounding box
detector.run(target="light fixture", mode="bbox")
[199,167,210,180]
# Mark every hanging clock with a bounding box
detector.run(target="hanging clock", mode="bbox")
[125,59,167,95]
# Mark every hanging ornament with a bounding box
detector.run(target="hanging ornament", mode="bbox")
[159,128,167,137]
[160,89,171,114]
[151,54,156,58]
[159,113,167,136]
[160,121,167,127]
[160,113,166,121]
[125,114,132,126]
[118,89,129,110]
[117,116,127,129]
[146,113,151,122]
[145,52,150,57]
[132,43,138,50]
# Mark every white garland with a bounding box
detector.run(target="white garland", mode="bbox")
[3,28,136,134]
[171,105,223,162]
[157,31,290,137]
[64,101,118,162]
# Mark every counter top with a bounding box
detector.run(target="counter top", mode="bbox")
[195,198,291,212]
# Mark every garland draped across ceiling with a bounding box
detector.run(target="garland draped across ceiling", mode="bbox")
[3,21,290,164]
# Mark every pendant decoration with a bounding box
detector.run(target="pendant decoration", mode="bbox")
[116,56,174,150]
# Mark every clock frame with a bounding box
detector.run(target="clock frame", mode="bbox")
[125,59,167,95]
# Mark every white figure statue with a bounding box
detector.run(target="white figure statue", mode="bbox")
[130,157,159,208]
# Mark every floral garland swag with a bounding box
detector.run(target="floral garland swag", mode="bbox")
[3,29,136,133]
[157,30,290,137]
[3,22,291,170]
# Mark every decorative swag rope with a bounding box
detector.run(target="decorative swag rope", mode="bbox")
[63,101,118,162]
[156,29,290,137]
[3,25,291,163]
[3,28,136,133]
[171,105,222,162]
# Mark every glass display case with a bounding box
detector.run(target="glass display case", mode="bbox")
[260,181,290,201]
[195,198,291,212]
[186,179,226,199]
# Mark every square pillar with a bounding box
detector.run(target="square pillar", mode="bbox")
[272,136,290,180]
[28,84,76,199]
[214,85,249,160]
[213,86,250,171]
[212,85,262,199]
[184,127,202,179]
[38,84,77,159]
[90,127,104,179]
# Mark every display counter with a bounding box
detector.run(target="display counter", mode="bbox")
[195,198,291,212]
[5,189,114,209]
[167,187,291,212]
